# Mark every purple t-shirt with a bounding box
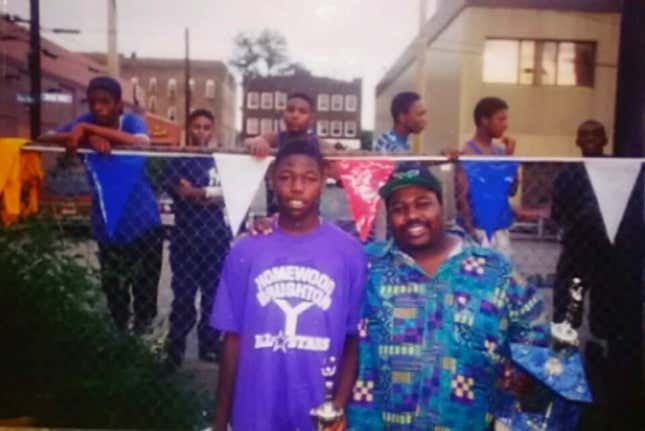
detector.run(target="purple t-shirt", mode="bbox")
[211,221,367,431]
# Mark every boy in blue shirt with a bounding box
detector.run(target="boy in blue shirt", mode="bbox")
[455,97,518,259]
[374,92,427,153]
[39,76,162,334]
[163,109,231,369]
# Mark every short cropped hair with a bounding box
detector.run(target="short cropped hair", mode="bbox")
[390,92,420,123]
[473,97,508,126]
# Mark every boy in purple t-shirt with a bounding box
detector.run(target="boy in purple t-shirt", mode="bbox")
[211,140,367,431]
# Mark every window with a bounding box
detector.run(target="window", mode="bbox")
[167,78,178,99]
[147,95,157,114]
[261,92,273,109]
[148,77,158,95]
[331,94,343,111]
[247,91,259,109]
[345,95,357,112]
[557,42,595,86]
[345,94,358,112]
[317,120,329,137]
[189,78,196,95]
[275,91,287,109]
[260,118,273,133]
[130,77,139,87]
[246,117,259,135]
[331,120,343,137]
[167,106,177,121]
[483,38,595,87]
[134,84,145,106]
[344,121,357,137]
[205,79,216,99]
[317,94,329,111]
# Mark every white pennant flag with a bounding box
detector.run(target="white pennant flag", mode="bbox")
[584,159,642,243]
[214,154,273,235]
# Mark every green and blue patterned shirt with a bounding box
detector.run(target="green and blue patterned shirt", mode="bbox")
[347,238,548,430]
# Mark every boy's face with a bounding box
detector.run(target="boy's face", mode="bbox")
[400,100,427,134]
[88,89,121,126]
[283,97,312,133]
[388,185,443,252]
[273,154,323,221]
[189,115,214,147]
[576,122,607,157]
[482,109,508,139]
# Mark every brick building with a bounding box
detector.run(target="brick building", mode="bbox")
[87,53,237,148]
[0,21,180,145]
[241,70,362,149]
[0,20,136,138]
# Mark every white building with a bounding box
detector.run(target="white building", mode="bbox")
[375,0,621,156]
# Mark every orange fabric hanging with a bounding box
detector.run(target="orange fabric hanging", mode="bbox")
[0,138,44,226]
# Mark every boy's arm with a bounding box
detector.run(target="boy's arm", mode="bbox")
[209,245,247,430]
[36,132,72,144]
[345,274,384,430]
[455,165,479,241]
[245,132,278,157]
[37,119,90,155]
[333,335,359,410]
[509,175,519,197]
[81,123,149,146]
[213,332,239,431]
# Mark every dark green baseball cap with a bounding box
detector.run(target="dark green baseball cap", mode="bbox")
[379,162,443,202]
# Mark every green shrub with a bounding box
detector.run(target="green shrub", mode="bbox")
[0,220,212,430]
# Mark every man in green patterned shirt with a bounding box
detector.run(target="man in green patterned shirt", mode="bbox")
[347,163,548,430]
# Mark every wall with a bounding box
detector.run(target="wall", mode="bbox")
[458,7,620,156]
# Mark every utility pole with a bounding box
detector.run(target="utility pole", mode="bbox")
[613,0,645,156]
[184,27,191,146]
[28,0,41,139]
[411,0,427,154]
[107,0,119,77]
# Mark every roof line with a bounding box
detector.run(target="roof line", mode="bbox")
[375,0,468,96]
[375,0,621,96]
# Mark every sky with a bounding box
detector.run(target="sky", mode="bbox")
[5,0,437,129]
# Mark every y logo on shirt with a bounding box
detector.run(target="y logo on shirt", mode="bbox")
[254,265,335,352]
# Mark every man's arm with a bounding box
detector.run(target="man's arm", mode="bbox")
[506,271,549,347]
[550,171,568,224]
[213,332,239,431]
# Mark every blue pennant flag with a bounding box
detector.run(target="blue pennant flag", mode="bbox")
[85,154,146,238]
[510,343,592,403]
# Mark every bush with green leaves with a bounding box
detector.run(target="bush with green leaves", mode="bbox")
[0,220,212,430]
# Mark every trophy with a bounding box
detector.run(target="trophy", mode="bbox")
[495,278,592,431]
[310,356,344,430]
[549,278,584,356]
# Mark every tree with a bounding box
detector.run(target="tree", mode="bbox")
[230,29,307,78]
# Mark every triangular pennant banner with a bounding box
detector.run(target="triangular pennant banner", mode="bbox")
[585,159,642,244]
[85,154,146,238]
[335,160,396,241]
[214,153,272,235]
